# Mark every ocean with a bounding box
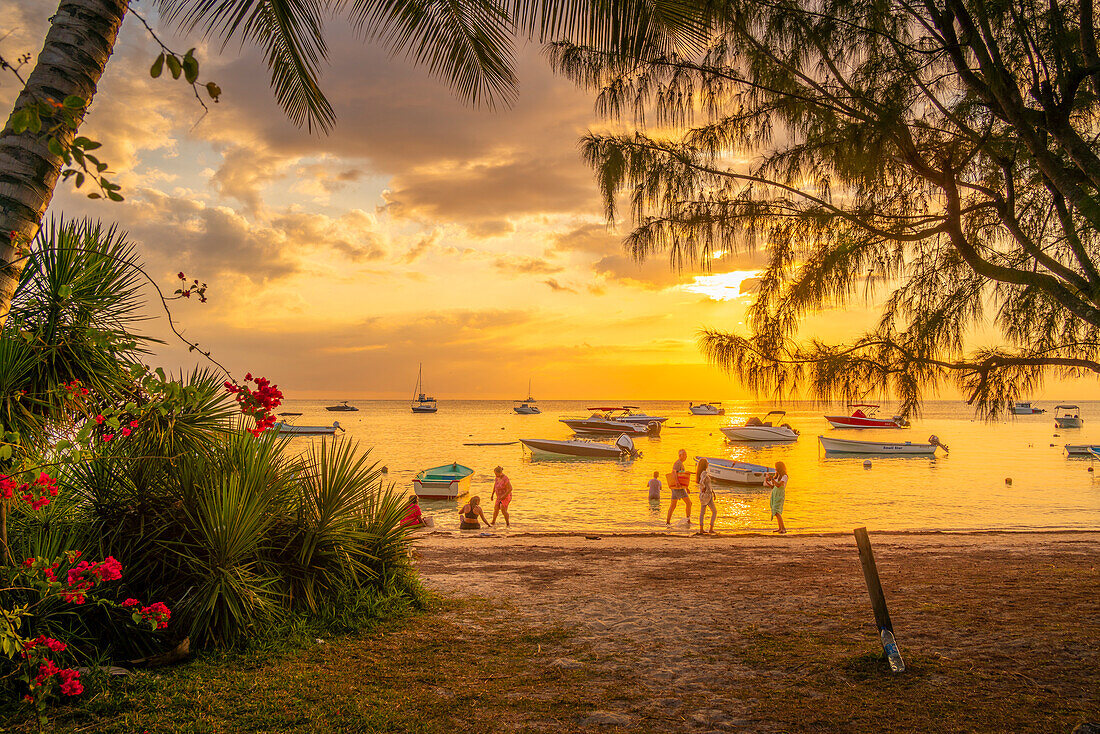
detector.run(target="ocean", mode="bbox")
[275,399,1100,534]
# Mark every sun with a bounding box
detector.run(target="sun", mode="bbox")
[679,270,763,301]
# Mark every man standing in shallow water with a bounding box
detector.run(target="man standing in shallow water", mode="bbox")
[491,465,513,527]
[665,449,692,527]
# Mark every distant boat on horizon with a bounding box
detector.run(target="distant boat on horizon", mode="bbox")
[325,401,359,412]
[1010,401,1046,415]
[411,363,438,413]
[514,379,540,414]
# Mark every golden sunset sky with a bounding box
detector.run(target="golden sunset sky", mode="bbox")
[4,0,1097,401]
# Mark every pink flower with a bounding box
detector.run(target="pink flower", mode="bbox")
[121,598,140,608]
[58,669,82,696]
[121,428,131,437]
[129,420,139,428]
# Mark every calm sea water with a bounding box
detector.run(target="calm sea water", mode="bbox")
[276,399,1100,534]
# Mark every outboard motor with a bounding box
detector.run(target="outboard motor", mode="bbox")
[334,421,345,432]
[646,421,661,436]
[615,433,640,458]
[928,434,948,453]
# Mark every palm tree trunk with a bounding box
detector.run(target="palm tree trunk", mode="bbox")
[0,0,129,329]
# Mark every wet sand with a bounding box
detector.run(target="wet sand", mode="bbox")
[415,531,1100,732]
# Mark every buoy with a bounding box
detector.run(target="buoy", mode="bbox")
[863,460,872,468]
[1005,478,1012,485]
[381,466,388,473]
[1089,467,1094,473]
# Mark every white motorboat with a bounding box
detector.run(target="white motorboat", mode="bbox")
[412,462,473,500]
[325,401,358,412]
[560,407,663,436]
[411,363,438,413]
[696,456,775,485]
[1064,444,1100,456]
[513,381,540,414]
[721,411,800,441]
[520,434,639,459]
[273,420,344,436]
[818,434,948,455]
[1054,405,1083,428]
[689,401,725,415]
[1010,401,1045,415]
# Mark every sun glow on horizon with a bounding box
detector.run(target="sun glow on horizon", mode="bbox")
[679,270,763,301]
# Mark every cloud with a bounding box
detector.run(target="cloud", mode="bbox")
[400,230,442,263]
[543,278,576,293]
[493,254,562,276]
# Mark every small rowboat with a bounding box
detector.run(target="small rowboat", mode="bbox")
[696,457,775,485]
[819,435,947,455]
[1064,444,1100,456]
[823,404,908,429]
[273,421,344,436]
[521,434,639,459]
[413,462,474,500]
[721,410,799,441]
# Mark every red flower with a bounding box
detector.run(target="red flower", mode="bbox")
[129,420,139,428]
[103,433,114,442]
[58,669,82,696]
[121,428,131,437]
[94,414,105,424]
[121,598,140,608]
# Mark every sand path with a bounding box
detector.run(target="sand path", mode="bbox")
[415,531,1100,732]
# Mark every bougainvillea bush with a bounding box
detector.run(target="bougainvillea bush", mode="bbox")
[0,219,418,723]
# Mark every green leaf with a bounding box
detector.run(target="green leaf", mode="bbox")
[0,445,11,461]
[205,82,222,101]
[73,136,101,150]
[107,191,124,201]
[183,55,199,84]
[47,137,65,157]
[10,108,29,134]
[74,172,85,188]
[151,53,165,78]
[58,284,72,298]
[26,107,41,134]
[63,95,85,109]
[166,55,182,80]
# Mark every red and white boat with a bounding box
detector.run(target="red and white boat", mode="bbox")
[823,404,909,429]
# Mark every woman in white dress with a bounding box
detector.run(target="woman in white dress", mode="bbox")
[763,460,788,534]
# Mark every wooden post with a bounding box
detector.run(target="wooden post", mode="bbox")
[854,526,905,672]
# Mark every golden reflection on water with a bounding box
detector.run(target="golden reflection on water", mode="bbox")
[279,400,1100,534]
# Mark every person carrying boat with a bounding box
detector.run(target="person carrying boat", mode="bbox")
[696,458,717,534]
[763,461,788,534]
[665,449,693,527]
[458,496,491,530]
[491,466,513,527]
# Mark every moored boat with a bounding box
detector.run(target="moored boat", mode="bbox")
[513,381,540,414]
[1010,401,1046,415]
[721,411,799,441]
[819,434,947,455]
[1064,444,1100,456]
[273,420,344,436]
[1054,405,1083,428]
[411,363,438,413]
[413,462,474,500]
[560,407,663,436]
[696,457,775,485]
[520,434,639,459]
[325,401,359,412]
[689,401,725,415]
[824,404,908,429]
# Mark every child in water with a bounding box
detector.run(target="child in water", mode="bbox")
[647,471,662,500]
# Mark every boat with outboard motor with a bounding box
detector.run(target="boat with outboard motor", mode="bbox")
[1064,444,1100,456]
[413,462,474,500]
[1055,405,1083,428]
[325,401,358,412]
[273,420,345,436]
[560,407,664,436]
[689,402,725,415]
[520,433,640,459]
[721,411,799,441]
[696,457,776,485]
[819,434,948,455]
[1010,401,1045,415]
[824,404,908,429]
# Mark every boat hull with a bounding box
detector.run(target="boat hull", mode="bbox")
[411,404,438,413]
[689,406,725,415]
[412,476,471,500]
[699,457,775,485]
[325,406,358,412]
[520,438,625,458]
[721,425,799,441]
[561,419,660,436]
[819,435,936,455]
[1055,417,1083,428]
[514,406,541,415]
[824,416,906,429]
[1064,444,1100,456]
[273,422,338,436]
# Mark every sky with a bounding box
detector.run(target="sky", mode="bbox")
[2,1,1096,402]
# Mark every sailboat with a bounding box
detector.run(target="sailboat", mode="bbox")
[513,379,541,414]
[411,364,438,413]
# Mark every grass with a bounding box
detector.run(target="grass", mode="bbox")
[4,580,1097,733]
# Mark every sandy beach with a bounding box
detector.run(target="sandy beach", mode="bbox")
[415,530,1100,732]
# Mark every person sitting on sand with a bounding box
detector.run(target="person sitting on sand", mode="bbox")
[401,496,424,528]
[459,496,491,530]
[763,461,788,534]
[648,471,662,501]
[491,465,513,527]
[696,458,716,534]
[665,449,693,526]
